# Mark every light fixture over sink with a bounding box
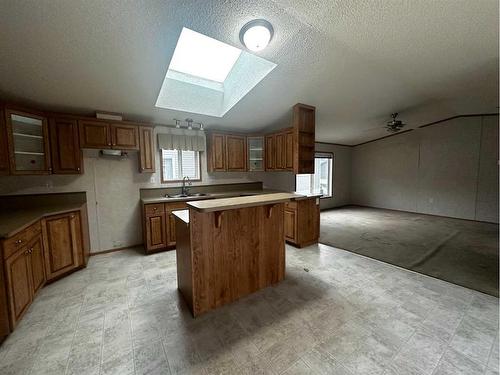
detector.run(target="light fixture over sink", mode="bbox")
[240,19,274,52]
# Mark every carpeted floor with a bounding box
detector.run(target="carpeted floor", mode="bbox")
[320,206,499,297]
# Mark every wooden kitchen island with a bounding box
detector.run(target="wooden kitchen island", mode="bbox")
[173,193,296,317]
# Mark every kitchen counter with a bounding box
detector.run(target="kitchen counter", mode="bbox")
[187,192,298,213]
[0,202,87,238]
[140,189,281,204]
[172,209,189,224]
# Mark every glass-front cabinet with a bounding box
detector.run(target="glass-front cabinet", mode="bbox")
[247,136,264,171]
[5,109,51,174]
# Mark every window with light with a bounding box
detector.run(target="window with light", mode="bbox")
[295,153,333,198]
[161,149,200,183]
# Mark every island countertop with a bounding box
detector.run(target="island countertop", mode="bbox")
[186,192,299,213]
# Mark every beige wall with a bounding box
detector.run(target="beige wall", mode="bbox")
[352,115,499,223]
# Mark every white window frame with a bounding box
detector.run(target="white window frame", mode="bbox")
[295,153,333,198]
[160,149,201,183]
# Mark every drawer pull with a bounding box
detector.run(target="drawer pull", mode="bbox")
[15,239,22,244]
[153,207,157,211]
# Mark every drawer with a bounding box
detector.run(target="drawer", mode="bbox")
[165,202,188,212]
[3,221,41,260]
[285,201,297,210]
[144,203,165,216]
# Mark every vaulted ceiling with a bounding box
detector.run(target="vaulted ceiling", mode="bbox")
[0,0,498,145]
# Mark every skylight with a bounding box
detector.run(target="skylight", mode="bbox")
[156,27,277,117]
[169,28,242,83]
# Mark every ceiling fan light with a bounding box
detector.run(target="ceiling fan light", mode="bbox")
[240,19,274,52]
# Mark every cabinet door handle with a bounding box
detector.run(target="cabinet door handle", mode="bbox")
[153,207,157,211]
[16,239,22,244]
[29,248,33,254]
[71,215,75,219]
[77,168,80,171]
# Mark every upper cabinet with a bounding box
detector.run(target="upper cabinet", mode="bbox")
[207,133,226,171]
[0,108,10,175]
[110,123,139,150]
[138,126,155,173]
[247,137,264,171]
[225,135,246,171]
[265,134,275,170]
[78,120,139,150]
[292,103,315,174]
[49,117,82,174]
[266,129,293,172]
[5,108,51,175]
[78,120,111,148]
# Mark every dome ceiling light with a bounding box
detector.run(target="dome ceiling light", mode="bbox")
[239,19,274,52]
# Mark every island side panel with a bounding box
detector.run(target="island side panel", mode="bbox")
[189,209,216,316]
[189,203,285,316]
[174,216,193,312]
[259,203,285,288]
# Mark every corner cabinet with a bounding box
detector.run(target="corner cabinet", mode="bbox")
[207,132,247,172]
[49,117,82,174]
[4,108,51,175]
[41,211,84,281]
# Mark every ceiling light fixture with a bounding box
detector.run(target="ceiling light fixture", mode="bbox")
[240,19,274,52]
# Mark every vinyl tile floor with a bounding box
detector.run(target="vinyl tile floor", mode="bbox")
[0,244,498,375]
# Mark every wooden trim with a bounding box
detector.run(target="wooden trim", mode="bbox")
[315,141,352,147]
[89,243,143,256]
[353,113,499,147]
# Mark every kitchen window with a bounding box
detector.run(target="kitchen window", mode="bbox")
[161,149,201,183]
[295,153,333,198]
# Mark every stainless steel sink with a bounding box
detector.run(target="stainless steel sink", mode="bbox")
[166,192,208,198]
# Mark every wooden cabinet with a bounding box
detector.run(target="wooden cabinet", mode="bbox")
[284,198,320,248]
[143,202,187,253]
[265,134,275,170]
[4,232,46,329]
[226,135,247,171]
[247,137,264,171]
[292,104,316,174]
[0,108,10,175]
[139,126,155,172]
[110,123,139,150]
[41,211,83,281]
[49,117,82,174]
[0,254,10,341]
[207,132,247,172]
[207,133,226,171]
[5,108,51,175]
[5,248,32,328]
[285,130,294,170]
[78,120,111,148]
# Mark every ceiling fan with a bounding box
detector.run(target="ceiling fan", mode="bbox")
[385,112,406,133]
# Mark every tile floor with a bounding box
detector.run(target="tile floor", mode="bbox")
[0,243,498,375]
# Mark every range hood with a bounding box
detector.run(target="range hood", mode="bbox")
[99,150,128,158]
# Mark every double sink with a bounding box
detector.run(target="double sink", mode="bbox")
[166,192,208,198]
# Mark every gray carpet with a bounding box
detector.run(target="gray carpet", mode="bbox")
[320,206,499,297]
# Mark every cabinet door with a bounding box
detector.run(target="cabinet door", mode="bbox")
[0,108,10,175]
[275,133,285,170]
[5,109,51,175]
[49,118,82,174]
[111,124,139,150]
[139,126,155,172]
[284,209,297,241]
[5,249,32,328]
[0,255,10,338]
[79,120,110,148]
[42,212,81,281]
[165,202,187,247]
[285,131,294,170]
[209,133,226,171]
[27,234,46,295]
[226,135,247,171]
[145,214,167,252]
[265,135,275,170]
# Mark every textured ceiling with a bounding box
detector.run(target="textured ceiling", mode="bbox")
[0,0,498,145]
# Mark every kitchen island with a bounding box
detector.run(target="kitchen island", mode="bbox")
[173,193,296,317]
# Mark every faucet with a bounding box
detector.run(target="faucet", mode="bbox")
[181,176,192,196]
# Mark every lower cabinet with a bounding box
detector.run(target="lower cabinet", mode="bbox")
[284,198,320,248]
[1,208,89,335]
[143,202,187,253]
[41,211,83,281]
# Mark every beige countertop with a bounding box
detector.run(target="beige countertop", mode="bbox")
[187,192,299,213]
[0,203,86,238]
[172,209,189,224]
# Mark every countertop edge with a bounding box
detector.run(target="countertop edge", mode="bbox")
[186,193,297,213]
[0,203,87,239]
[172,209,189,224]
